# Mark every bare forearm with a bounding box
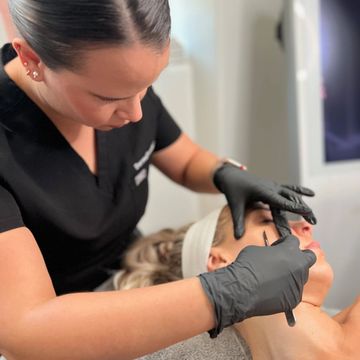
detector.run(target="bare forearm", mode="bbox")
[151,133,221,193]
[3,279,215,360]
[181,148,220,193]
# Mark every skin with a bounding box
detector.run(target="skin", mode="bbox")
[0,227,216,360]
[208,207,360,360]
[0,39,222,359]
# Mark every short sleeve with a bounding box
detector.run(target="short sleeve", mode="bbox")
[0,185,24,233]
[147,87,182,151]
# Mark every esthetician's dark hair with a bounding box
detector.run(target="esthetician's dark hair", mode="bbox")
[8,0,171,70]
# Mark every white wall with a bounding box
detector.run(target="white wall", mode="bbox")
[283,0,360,310]
[139,60,205,234]
[143,0,288,230]
[0,6,10,45]
[167,0,290,219]
[0,3,17,43]
[169,0,289,182]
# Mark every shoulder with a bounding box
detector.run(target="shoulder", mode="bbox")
[143,87,160,104]
[139,87,167,122]
[128,86,181,152]
[337,296,360,359]
[0,184,23,234]
[0,44,27,117]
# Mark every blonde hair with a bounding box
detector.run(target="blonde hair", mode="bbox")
[115,207,231,290]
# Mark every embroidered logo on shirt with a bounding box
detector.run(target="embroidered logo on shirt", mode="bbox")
[134,168,147,186]
[133,141,155,171]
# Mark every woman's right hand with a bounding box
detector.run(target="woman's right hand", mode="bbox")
[198,234,316,338]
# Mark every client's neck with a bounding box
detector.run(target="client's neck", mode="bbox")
[233,301,343,360]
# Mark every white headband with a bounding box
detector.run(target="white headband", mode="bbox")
[182,208,223,278]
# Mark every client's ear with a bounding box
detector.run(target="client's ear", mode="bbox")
[207,247,232,272]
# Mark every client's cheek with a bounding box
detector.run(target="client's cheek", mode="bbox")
[243,233,264,247]
[262,228,280,245]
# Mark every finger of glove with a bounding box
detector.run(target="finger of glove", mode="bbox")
[279,189,317,224]
[275,190,314,214]
[282,184,315,197]
[303,213,317,225]
[228,200,246,239]
[271,207,291,237]
[255,190,308,213]
[301,249,317,267]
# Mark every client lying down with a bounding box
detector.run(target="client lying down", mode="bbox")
[113,205,359,359]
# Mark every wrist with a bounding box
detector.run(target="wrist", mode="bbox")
[198,266,250,338]
[212,158,247,189]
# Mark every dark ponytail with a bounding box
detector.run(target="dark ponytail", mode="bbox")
[8,0,171,70]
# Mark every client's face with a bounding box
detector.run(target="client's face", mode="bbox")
[208,207,334,307]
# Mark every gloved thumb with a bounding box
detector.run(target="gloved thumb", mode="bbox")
[302,249,317,267]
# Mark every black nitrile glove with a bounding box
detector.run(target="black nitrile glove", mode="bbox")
[199,234,316,338]
[213,163,317,238]
[271,207,292,237]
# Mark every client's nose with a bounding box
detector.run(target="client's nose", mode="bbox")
[289,220,313,237]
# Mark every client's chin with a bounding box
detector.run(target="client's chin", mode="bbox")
[301,264,334,307]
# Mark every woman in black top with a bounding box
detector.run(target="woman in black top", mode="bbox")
[0,1,316,359]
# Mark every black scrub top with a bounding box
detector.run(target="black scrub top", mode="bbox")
[0,44,181,294]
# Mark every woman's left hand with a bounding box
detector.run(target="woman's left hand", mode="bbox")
[213,163,317,238]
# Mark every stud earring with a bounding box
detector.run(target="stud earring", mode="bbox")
[23,61,28,67]
[32,71,39,79]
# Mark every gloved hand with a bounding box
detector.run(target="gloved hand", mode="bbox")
[199,234,316,338]
[213,163,316,238]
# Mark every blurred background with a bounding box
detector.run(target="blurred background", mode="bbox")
[1,0,358,314]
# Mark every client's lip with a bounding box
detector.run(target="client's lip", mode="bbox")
[304,241,321,250]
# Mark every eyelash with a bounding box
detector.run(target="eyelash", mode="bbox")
[262,218,274,224]
[100,97,118,103]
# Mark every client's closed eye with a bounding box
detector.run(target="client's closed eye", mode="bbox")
[261,217,273,224]
[253,209,274,225]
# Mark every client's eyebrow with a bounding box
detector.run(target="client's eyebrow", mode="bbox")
[248,202,270,211]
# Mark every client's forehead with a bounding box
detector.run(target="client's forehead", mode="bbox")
[244,203,270,219]
[247,202,269,211]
